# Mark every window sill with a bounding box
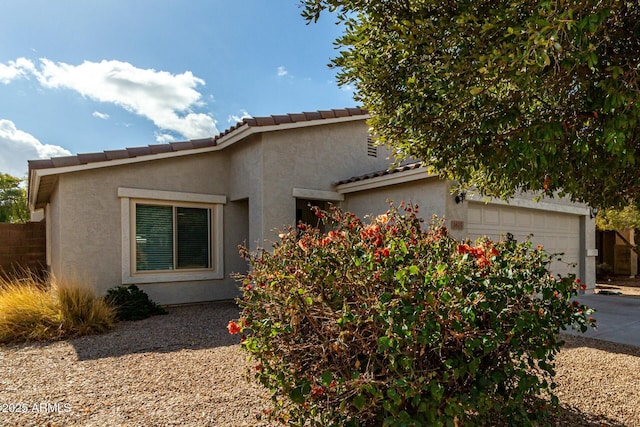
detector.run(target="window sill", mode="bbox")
[122,270,224,285]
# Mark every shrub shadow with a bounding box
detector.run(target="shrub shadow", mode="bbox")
[553,404,626,427]
[69,300,242,360]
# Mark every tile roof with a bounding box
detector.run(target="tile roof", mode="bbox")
[335,161,425,185]
[28,107,368,171]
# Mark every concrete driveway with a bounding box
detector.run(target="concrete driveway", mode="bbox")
[564,292,640,348]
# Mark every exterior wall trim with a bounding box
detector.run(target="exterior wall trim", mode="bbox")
[467,194,590,216]
[117,187,227,204]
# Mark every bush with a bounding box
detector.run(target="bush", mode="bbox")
[0,274,115,343]
[230,203,595,426]
[105,284,167,321]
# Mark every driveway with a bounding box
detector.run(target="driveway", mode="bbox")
[564,292,640,348]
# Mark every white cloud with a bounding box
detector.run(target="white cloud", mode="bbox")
[2,58,219,140]
[92,111,110,120]
[0,58,35,84]
[277,66,288,77]
[0,119,71,177]
[154,132,177,143]
[227,109,252,124]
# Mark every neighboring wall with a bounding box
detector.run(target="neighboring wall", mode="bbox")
[0,222,46,278]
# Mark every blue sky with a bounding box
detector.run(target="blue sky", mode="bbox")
[0,0,354,177]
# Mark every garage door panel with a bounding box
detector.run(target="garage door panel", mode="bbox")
[467,203,580,278]
[516,211,531,227]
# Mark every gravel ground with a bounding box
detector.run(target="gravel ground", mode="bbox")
[1,301,639,426]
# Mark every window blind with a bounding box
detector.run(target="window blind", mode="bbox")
[136,204,174,271]
[176,207,210,269]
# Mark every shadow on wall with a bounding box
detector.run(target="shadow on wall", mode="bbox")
[67,301,241,361]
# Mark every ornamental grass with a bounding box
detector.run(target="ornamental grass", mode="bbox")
[0,272,115,343]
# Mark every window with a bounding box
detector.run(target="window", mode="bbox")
[135,204,212,272]
[118,188,225,284]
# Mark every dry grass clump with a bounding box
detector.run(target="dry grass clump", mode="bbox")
[0,273,115,343]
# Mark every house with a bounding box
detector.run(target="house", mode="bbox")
[28,108,597,305]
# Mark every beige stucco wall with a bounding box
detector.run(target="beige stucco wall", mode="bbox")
[46,182,62,278]
[259,120,392,244]
[340,176,453,227]
[48,152,242,304]
[226,134,264,251]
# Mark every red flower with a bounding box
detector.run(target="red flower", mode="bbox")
[310,385,325,399]
[457,244,471,254]
[588,317,595,323]
[227,320,241,335]
[580,283,587,291]
[476,256,491,268]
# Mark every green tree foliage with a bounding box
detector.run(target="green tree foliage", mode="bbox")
[0,173,29,223]
[230,204,594,426]
[301,0,639,208]
[597,204,640,231]
[596,204,640,255]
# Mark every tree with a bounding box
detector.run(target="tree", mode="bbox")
[596,204,640,256]
[301,0,640,208]
[0,173,29,223]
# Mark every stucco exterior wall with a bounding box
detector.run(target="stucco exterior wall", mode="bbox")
[259,120,392,243]
[226,134,264,252]
[46,182,62,278]
[340,177,450,225]
[50,152,240,304]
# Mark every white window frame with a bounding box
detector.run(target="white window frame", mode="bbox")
[118,188,226,284]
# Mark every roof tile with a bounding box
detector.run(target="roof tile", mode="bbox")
[169,141,194,152]
[77,153,108,164]
[271,115,293,125]
[304,112,322,121]
[255,116,276,126]
[148,144,175,154]
[319,110,336,119]
[104,150,131,160]
[190,138,216,149]
[126,147,152,157]
[51,156,82,168]
[28,159,55,170]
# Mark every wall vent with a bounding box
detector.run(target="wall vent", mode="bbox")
[367,137,377,157]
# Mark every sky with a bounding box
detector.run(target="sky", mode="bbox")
[0,0,355,178]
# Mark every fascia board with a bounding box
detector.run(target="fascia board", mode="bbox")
[336,168,438,194]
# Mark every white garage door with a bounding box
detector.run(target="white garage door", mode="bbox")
[467,202,580,278]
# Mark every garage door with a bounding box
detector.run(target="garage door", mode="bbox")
[467,202,580,278]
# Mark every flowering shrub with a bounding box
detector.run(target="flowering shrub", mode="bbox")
[231,203,595,426]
